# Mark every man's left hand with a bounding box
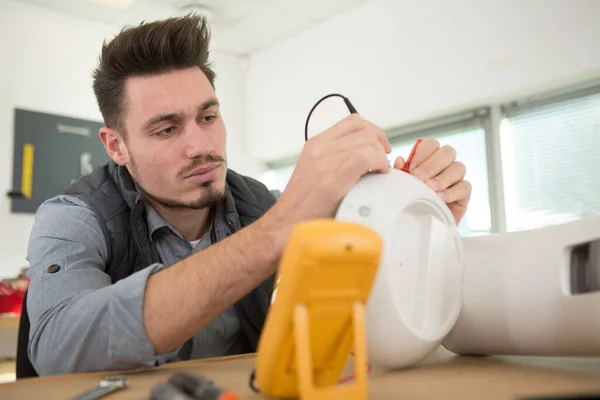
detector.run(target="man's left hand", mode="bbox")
[393,138,472,225]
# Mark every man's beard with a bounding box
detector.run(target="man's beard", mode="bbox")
[129,154,227,211]
[144,184,225,210]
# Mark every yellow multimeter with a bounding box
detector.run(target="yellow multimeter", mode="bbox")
[253,219,383,400]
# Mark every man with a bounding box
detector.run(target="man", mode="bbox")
[25,14,471,376]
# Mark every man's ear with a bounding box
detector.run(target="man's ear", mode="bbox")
[99,127,127,166]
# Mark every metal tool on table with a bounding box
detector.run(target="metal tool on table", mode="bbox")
[70,375,129,400]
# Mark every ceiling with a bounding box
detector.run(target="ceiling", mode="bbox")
[12,0,372,55]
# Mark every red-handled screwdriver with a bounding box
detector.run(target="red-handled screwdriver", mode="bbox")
[401,139,423,173]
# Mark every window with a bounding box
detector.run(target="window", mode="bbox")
[500,86,600,231]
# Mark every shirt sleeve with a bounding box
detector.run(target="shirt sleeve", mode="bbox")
[25,195,180,375]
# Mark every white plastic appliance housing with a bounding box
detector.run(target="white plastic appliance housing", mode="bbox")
[443,216,600,357]
[334,169,464,369]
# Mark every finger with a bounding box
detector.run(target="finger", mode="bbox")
[405,138,440,172]
[300,127,385,182]
[425,161,466,192]
[360,119,392,154]
[438,180,472,206]
[305,123,373,160]
[339,141,390,177]
[412,144,456,181]
[316,129,384,166]
[393,156,406,170]
[359,142,390,174]
[321,113,365,139]
[321,114,392,154]
[334,127,384,154]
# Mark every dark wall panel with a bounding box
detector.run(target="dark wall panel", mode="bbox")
[9,108,111,214]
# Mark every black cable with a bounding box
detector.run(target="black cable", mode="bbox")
[304,93,359,142]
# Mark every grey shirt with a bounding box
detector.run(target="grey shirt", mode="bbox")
[26,194,246,375]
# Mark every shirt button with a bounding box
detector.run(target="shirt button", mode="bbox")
[47,264,60,274]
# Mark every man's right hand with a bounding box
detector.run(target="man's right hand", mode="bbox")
[267,114,392,230]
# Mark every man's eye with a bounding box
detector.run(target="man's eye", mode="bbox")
[157,126,176,136]
[202,114,217,123]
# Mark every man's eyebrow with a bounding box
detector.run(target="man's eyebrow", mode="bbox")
[141,99,220,131]
[200,98,219,112]
[142,113,180,131]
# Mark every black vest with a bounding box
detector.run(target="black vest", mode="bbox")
[64,161,277,353]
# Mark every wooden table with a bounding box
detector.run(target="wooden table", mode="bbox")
[1,347,600,399]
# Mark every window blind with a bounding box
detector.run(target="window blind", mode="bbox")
[501,88,600,231]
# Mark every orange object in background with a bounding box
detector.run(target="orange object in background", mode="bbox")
[0,269,29,316]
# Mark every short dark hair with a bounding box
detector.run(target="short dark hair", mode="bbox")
[92,14,216,134]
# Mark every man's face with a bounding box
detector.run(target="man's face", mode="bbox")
[117,67,227,210]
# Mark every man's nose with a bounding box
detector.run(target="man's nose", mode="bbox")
[184,122,214,158]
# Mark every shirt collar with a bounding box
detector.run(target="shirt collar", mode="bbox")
[144,202,171,239]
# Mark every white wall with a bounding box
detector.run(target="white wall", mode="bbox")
[0,1,260,278]
[246,0,600,162]
[215,56,267,179]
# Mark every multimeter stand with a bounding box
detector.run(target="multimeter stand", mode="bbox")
[253,219,382,400]
[294,301,368,400]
